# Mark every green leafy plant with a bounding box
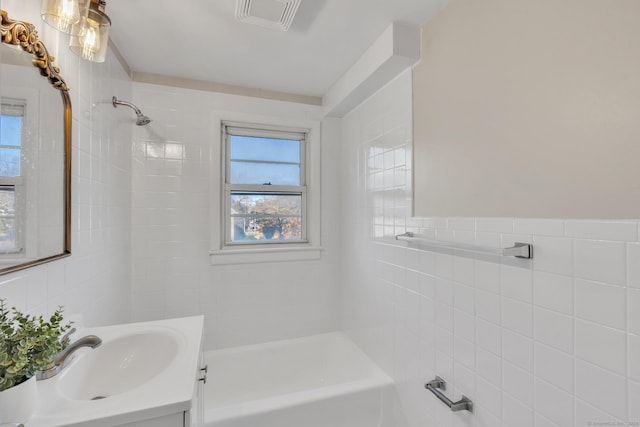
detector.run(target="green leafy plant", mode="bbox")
[0,300,72,392]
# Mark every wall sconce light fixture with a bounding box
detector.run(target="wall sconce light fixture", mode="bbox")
[41,0,90,35]
[69,0,111,63]
[41,0,111,63]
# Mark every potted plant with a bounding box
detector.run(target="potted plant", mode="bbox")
[0,299,72,422]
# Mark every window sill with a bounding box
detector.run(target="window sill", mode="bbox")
[209,246,323,265]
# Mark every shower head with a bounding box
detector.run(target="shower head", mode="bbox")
[112,96,152,126]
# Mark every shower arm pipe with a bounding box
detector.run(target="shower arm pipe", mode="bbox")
[395,232,533,259]
[112,96,151,126]
[112,96,143,116]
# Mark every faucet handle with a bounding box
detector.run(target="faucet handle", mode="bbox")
[62,327,77,341]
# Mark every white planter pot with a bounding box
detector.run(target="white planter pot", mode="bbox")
[0,376,37,424]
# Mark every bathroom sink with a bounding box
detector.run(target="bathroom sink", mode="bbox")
[28,316,203,427]
[57,330,181,400]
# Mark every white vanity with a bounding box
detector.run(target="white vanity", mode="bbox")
[26,316,205,427]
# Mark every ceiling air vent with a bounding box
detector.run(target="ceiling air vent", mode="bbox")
[235,0,301,31]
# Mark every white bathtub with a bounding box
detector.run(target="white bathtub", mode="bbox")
[204,332,397,427]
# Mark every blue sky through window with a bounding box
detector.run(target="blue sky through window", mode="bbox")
[0,115,22,176]
[0,115,22,147]
[230,135,301,186]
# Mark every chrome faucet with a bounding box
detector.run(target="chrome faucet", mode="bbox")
[36,334,102,380]
[54,335,102,366]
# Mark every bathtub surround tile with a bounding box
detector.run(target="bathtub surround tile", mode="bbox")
[534,379,574,427]
[436,302,454,331]
[502,329,533,371]
[476,218,514,233]
[534,414,561,427]
[534,343,573,393]
[575,359,627,419]
[475,260,501,294]
[502,361,534,407]
[451,230,476,246]
[476,319,502,355]
[436,350,455,386]
[534,307,573,354]
[575,398,624,427]
[436,278,454,306]
[340,71,639,427]
[476,347,502,386]
[502,393,534,427]
[629,288,640,335]
[629,380,640,423]
[532,236,573,276]
[436,327,454,356]
[565,220,638,241]
[406,248,423,273]
[406,269,421,294]
[574,239,626,286]
[453,283,475,314]
[475,375,502,418]
[533,271,573,315]
[575,319,626,375]
[476,289,502,325]
[453,361,475,397]
[628,243,640,289]
[448,218,476,231]
[500,264,532,303]
[474,406,502,427]
[575,279,626,330]
[436,252,454,280]
[475,232,501,249]
[513,219,564,237]
[629,334,640,382]
[453,335,475,369]
[453,309,475,342]
[502,297,533,337]
[453,256,475,287]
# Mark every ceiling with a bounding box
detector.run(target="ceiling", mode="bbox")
[108,0,446,98]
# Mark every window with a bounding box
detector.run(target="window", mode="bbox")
[224,122,307,245]
[0,101,25,254]
[210,116,322,265]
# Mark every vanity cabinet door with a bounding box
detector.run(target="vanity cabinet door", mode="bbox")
[185,336,206,426]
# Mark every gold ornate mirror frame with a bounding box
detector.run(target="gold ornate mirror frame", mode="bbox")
[0,10,71,275]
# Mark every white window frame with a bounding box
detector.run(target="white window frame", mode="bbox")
[210,113,322,265]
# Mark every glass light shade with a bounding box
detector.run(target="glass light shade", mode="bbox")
[69,4,110,63]
[41,0,90,35]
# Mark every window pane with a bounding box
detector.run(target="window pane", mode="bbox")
[0,115,23,147]
[0,187,16,251]
[0,148,21,176]
[230,161,300,186]
[230,193,302,242]
[230,135,300,163]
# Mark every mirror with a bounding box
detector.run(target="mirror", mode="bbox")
[0,10,71,275]
[412,1,640,219]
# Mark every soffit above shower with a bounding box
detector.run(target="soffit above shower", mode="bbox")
[107,0,447,98]
[235,0,301,31]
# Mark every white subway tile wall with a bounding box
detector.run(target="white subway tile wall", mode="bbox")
[0,1,132,326]
[341,70,640,427]
[130,83,342,349]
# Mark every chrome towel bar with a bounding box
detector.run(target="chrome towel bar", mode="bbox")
[396,232,533,259]
[425,376,473,413]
